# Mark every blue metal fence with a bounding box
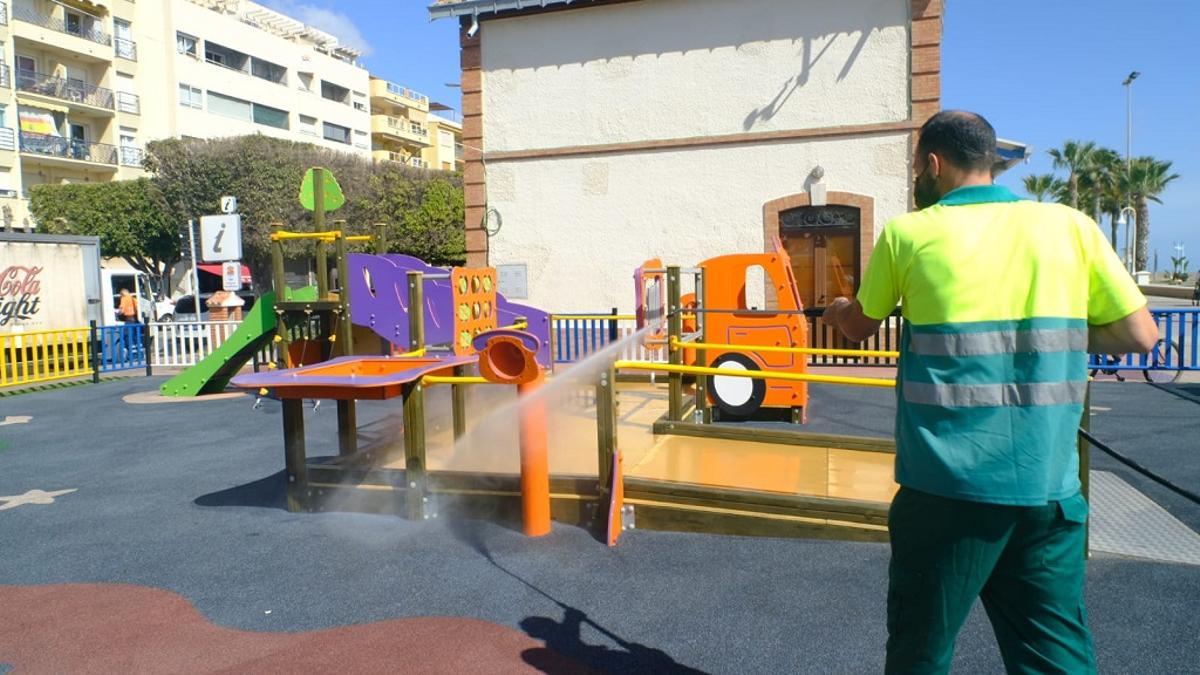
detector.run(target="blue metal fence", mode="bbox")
[97,323,148,373]
[552,313,624,363]
[1088,308,1199,375]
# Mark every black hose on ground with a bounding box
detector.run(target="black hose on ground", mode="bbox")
[1079,427,1200,506]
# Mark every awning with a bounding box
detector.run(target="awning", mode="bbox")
[429,0,597,20]
[53,0,108,18]
[18,108,60,136]
[17,97,70,115]
[198,264,252,283]
[994,138,1031,176]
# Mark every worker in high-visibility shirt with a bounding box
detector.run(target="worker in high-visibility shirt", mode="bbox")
[824,110,1159,674]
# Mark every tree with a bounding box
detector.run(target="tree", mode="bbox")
[1048,140,1099,209]
[1022,174,1061,202]
[1079,147,1121,238]
[29,179,179,297]
[144,135,464,287]
[1122,156,1180,272]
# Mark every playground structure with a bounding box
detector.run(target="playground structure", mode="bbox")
[211,196,907,543]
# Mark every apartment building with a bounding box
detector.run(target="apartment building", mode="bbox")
[1,0,371,230]
[368,75,464,172]
[163,0,371,156]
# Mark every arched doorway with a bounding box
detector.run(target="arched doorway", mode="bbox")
[763,192,876,310]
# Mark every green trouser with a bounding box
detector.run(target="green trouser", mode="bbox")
[886,487,1095,674]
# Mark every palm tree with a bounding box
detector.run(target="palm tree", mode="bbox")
[1087,148,1122,226]
[1123,156,1181,271]
[1048,140,1099,209]
[1022,174,1060,202]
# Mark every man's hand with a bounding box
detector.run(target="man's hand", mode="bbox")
[822,297,884,343]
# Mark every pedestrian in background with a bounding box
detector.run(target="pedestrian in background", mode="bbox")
[824,110,1158,674]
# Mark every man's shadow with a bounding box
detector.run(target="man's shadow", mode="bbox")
[447,519,706,674]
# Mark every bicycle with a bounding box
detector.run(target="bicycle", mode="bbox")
[1089,338,1183,383]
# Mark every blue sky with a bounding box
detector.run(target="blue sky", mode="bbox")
[267,0,1197,271]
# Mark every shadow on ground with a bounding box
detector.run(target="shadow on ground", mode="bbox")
[194,471,288,510]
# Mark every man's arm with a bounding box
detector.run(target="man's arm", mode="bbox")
[1088,304,1158,355]
[823,297,884,343]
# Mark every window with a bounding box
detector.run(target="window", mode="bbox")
[297,72,314,93]
[250,57,286,85]
[320,80,349,104]
[119,129,140,167]
[208,91,251,121]
[298,114,317,136]
[205,42,249,72]
[176,32,198,57]
[178,84,202,109]
[352,93,367,112]
[322,122,350,144]
[114,20,135,60]
[252,103,289,130]
[353,130,368,149]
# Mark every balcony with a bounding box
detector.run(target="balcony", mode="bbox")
[119,145,144,168]
[19,131,118,167]
[369,79,430,112]
[115,37,137,61]
[12,4,111,46]
[17,70,114,111]
[371,115,430,146]
[0,2,7,26]
[116,91,139,115]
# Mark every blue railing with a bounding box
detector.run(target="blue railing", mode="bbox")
[97,323,147,372]
[552,312,625,363]
[1088,308,1199,375]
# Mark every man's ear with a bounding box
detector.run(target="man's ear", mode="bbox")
[927,153,941,178]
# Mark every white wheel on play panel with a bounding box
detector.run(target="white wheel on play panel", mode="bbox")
[709,352,766,419]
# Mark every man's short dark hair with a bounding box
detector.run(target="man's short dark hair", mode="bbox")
[917,110,997,172]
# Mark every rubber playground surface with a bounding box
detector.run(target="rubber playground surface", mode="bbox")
[2,376,1199,673]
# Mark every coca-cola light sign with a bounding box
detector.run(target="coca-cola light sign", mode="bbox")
[0,265,42,327]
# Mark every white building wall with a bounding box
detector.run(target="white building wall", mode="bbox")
[480,0,913,312]
[483,0,910,151]
[487,132,911,312]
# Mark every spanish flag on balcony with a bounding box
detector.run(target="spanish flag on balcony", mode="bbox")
[18,107,59,136]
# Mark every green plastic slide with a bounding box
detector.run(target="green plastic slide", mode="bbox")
[159,286,317,397]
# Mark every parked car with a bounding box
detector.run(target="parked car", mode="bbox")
[169,293,258,322]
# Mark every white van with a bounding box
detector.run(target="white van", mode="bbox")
[100,269,175,324]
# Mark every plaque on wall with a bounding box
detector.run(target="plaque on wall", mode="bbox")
[497,263,528,299]
[779,205,861,231]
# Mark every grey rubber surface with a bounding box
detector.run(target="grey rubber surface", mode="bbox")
[1,378,1198,673]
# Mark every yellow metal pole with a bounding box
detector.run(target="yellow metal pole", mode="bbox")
[671,336,899,359]
[613,360,896,388]
[422,375,489,385]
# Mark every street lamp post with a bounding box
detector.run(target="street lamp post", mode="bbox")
[1121,71,1140,273]
[1117,206,1137,275]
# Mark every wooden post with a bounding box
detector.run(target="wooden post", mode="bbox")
[403,270,427,520]
[694,269,709,423]
[596,366,617,493]
[270,227,290,367]
[407,271,424,351]
[402,379,427,520]
[374,222,388,254]
[282,398,308,512]
[451,364,467,440]
[667,265,683,422]
[608,307,619,342]
[313,167,329,298]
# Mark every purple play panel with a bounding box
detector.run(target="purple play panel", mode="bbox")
[347,254,552,367]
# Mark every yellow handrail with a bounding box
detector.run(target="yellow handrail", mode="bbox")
[669,336,899,359]
[270,230,343,242]
[345,235,374,243]
[422,375,489,385]
[497,321,529,331]
[613,360,896,388]
[396,347,426,358]
[551,314,636,321]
